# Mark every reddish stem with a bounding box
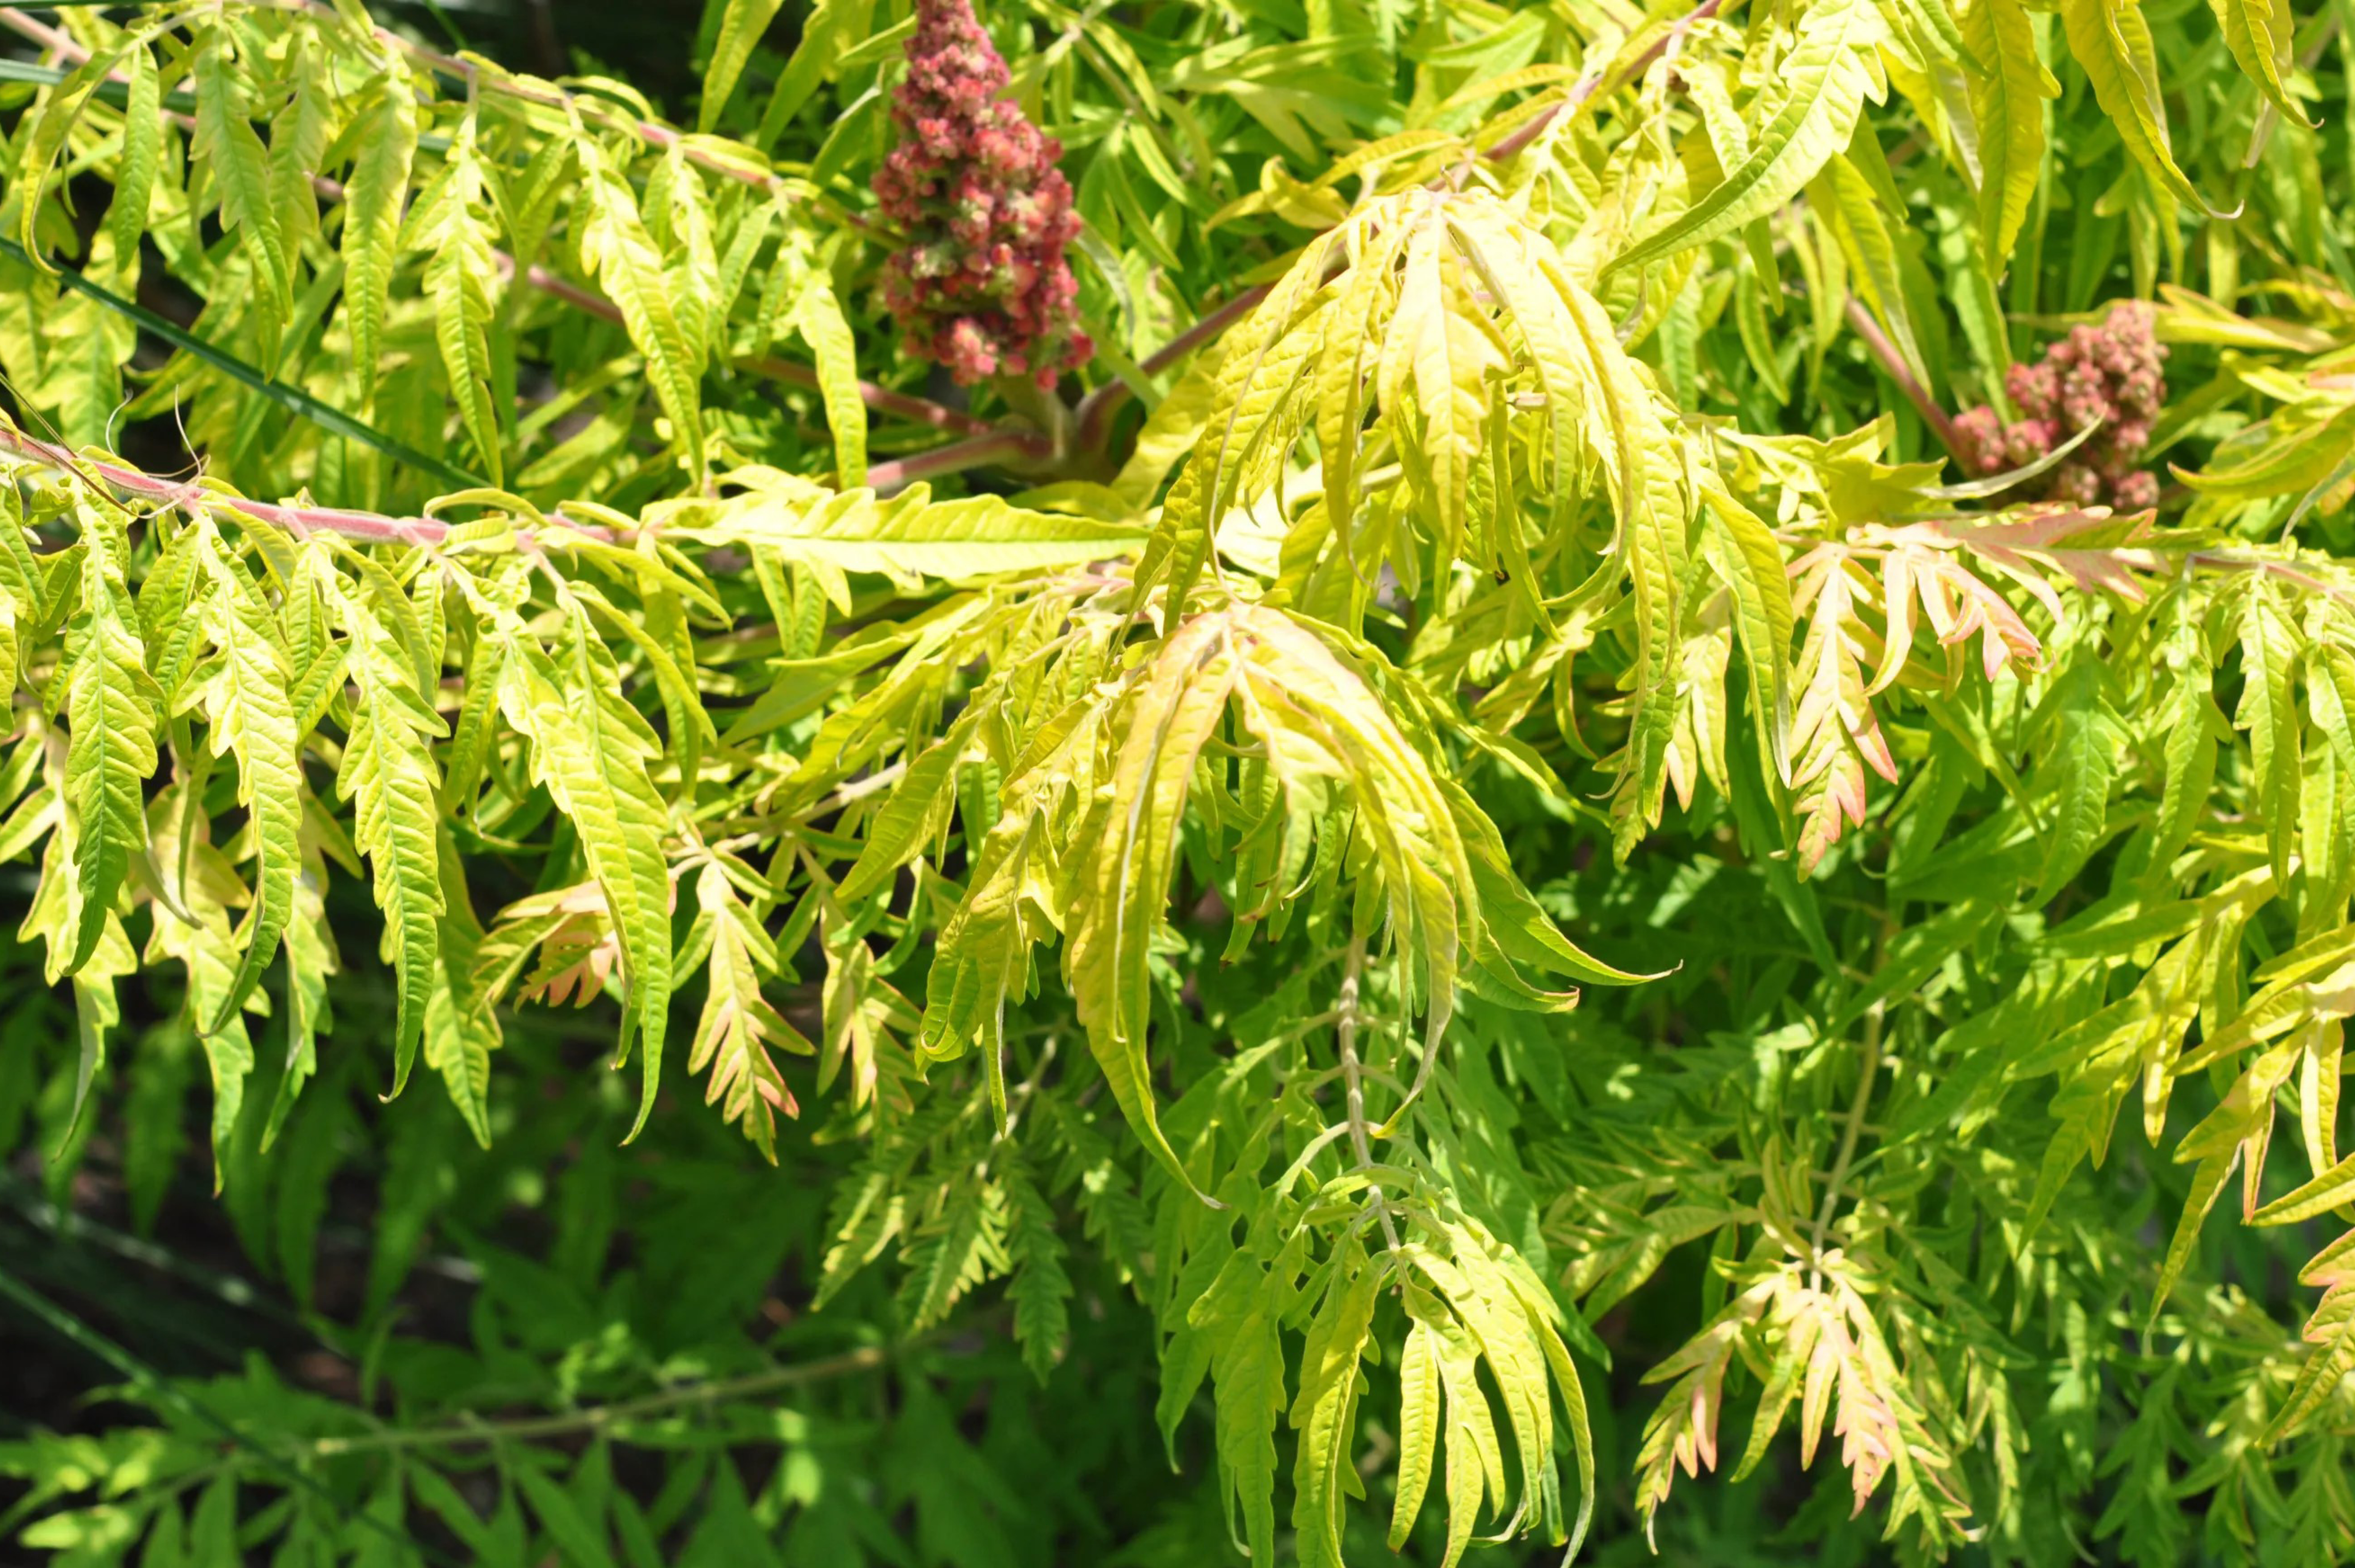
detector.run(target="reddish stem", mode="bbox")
[866,428,1054,494]
[1482,0,1724,163]
[1070,284,1277,453]
[738,353,993,436]
[0,426,609,548]
[1843,299,1964,464]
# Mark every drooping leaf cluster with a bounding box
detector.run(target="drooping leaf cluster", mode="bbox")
[4,0,2355,1563]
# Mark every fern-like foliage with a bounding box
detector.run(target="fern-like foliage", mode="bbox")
[6,0,2355,1562]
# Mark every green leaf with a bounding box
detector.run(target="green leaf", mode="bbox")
[2036,661,2122,903]
[406,116,504,486]
[2210,0,2312,126]
[2236,577,2302,882]
[1964,0,2055,272]
[192,27,292,344]
[0,238,479,490]
[2059,0,2230,219]
[498,606,674,1138]
[14,24,164,264]
[2254,1149,2355,1226]
[1291,1250,1382,1568]
[1194,1250,1287,1565]
[686,478,1148,584]
[331,555,448,1095]
[1003,1154,1072,1382]
[701,0,790,132]
[106,45,161,279]
[1603,0,1885,277]
[63,542,161,974]
[341,74,420,408]
[577,137,709,482]
[795,278,868,489]
[1069,613,1239,1197]
[514,1460,617,1568]
[684,861,803,1158]
[195,529,304,1029]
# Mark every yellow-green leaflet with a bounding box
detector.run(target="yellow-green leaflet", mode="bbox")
[1603,0,1887,277]
[194,528,303,1030]
[1289,1250,1383,1568]
[498,605,675,1138]
[577,136,710,481]
[330,554,447,1095]
[341,76,418,408]
[1069,612,1239,1196]
[406,114,504,486]
[106,45,162,277]
[1194,1248,1289,1565]
[2059,0,2231,219]
[2210,0,2311,125]
[62,537,161,975]
[1964,0,2055,271]
[14,20,171,264]
[425,832,498,1148]
[192,26,292,342]
[2237,575,2303,882]
[676,473,1148,586]
[701,0,790,132]
[684,861,804,1161]
[796,278,869,488]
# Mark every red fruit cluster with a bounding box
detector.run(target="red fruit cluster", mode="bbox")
[873,0,1090,388]
[1951,302,2168,510]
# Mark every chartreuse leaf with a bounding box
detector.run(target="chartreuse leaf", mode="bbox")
[684,860,805,1159]
[341,73,419,409]
[14,20,169,264]
[1542,249,1693,854]
[144,765,258,1189]
[405,112,504,486]
[2211,0,2312,125]
[192,24,292,346]
[1964,0,2055,271]
[498,603,674,1138]
[106,44,162,277]
[1390,1298,1442,1552]
[1134,229,1340,624]
[1232,608,1475,1040]
[577,136,709,482]
[674,470,1146,585]
[839,703,982,904]
[1192,1245,1289,1565]
[424,830,500,1148]
[1291,1247,1383,1568]
[2155,628,2219,865]
[1603,0,1886,277]
[796,277,869,490]
[1069,612,1240,1197]
[193,526,304,1030]
[2236,575,2303,881]
[330,549,447,1095]
[2059,0,2231,218]
[701,0,790,131]
[63,523,162,975]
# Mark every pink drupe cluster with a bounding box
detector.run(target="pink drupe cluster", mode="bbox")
[1951,301,2168,510]
[874,0,1090,387]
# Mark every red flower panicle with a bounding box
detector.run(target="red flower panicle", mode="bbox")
[874,0,1090,388]
[1951,301,2167,510]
